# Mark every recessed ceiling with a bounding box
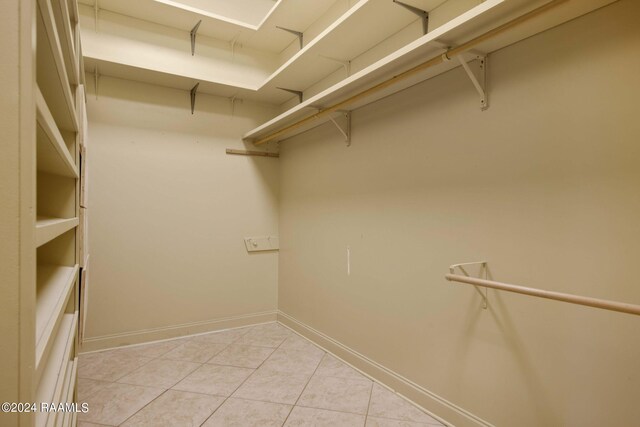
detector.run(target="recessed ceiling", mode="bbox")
[154,0,279,29]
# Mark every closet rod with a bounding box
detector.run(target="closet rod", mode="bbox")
[254,0,568,145]
[445,274,640,316]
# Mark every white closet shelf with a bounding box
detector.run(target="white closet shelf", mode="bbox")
[36,216,79,248]
[35,264,79,380]
[260,0,447,101]
[59,357,77,426]
[35,312,77,427]
[38,0,79,132]
[244,0,616,144]
[81,1,443,105]
[36,87,79,178]
[79,0,336,53]
[52,0,80,85]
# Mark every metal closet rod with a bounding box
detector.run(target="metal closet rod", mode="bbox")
[254,0,568,146]
[445,274,640,316]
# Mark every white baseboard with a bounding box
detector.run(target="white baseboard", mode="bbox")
[277,311,495,427]
[81,310,278,352]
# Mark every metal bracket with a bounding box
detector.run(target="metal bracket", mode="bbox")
[94,65,99,100]
[457,55,489,111]
[276,26,303,49]
[229,33,241,58]
[190,82,199,114]
[277,87,303,104]
[190,20,202,56]
[319,55,351,77]
[94,0,99,31]
[229,95,243,116]
[329,111,351,146]
[449,261,488,309]
[392,0,429,35]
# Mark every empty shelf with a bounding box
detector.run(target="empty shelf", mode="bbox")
[35,312,77,427]
[51,0,79,85]
[36,216,79,248]
[37,0,78,132]
[35,264,78,376]
[36,87,78,178]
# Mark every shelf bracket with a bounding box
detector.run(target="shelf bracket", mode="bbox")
[190,82,199,114]
[319,55,351,77]
[190,20,202,56]
[449,261,488,309]
[229,33,241,58]
[94,0,100,31]
[329,111,351,146]
[393,0,429,35]
[457,55,489,111]
[229,95,243,116]
[276,26,303,49]
[277,87,303,104]
[94,65,99,100]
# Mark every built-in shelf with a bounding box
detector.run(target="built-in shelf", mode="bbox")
[58,358,76,426]
[260,0,442,101]
[79,0,336,53]
[35,264,79,378]
[37,0,78,132]
[51,0,79,85]
[244,0,616,143]
[35,312,77,427]
[36,87,79,178]
[36,216,79,248]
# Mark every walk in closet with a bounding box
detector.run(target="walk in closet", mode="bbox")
[2,0,639,426]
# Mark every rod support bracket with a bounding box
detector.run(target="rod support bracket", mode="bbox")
[277,87,303,104]
[190,82,199,114]
[329,111,351,146]
[190,20,202,56]
[393,0,429,35]
[276,26,303,49]
[458,55,489,111]
[449,261,489,309]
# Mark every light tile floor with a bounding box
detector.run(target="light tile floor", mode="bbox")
[77,322,445,427]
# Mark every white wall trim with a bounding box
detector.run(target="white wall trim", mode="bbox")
[277,311,495,427]
[81,310,277,352]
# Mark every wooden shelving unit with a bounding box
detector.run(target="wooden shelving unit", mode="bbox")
[243,0,617,143]
[37,0,78,132]
[31,0,87,426]
[35,264,79,374]
[34,313,77,427]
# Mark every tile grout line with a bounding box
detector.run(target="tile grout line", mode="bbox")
[80,326,256,426]
[82,323,402,426]
[198,325,294,427]
[114,338,228,426]
[280,340,326,426]
[116,388,171,426]
[276,320,445,425]
[365,375,374,425]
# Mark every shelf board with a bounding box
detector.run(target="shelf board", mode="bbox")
[35,312,77,427]
[79,0,336,54]
[244,0,616,143]
[36,216,79,248]
[36,87,79,178]
[59,358,77,426]
[260,0,447,101]
[37,0,78,132]
[35,264,79,380]
[52,0,79,85]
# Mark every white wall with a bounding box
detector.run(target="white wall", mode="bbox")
[278,1,640,426]
[82,75,280,350]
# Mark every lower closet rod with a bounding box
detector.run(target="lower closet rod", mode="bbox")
[445,274,640,316]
